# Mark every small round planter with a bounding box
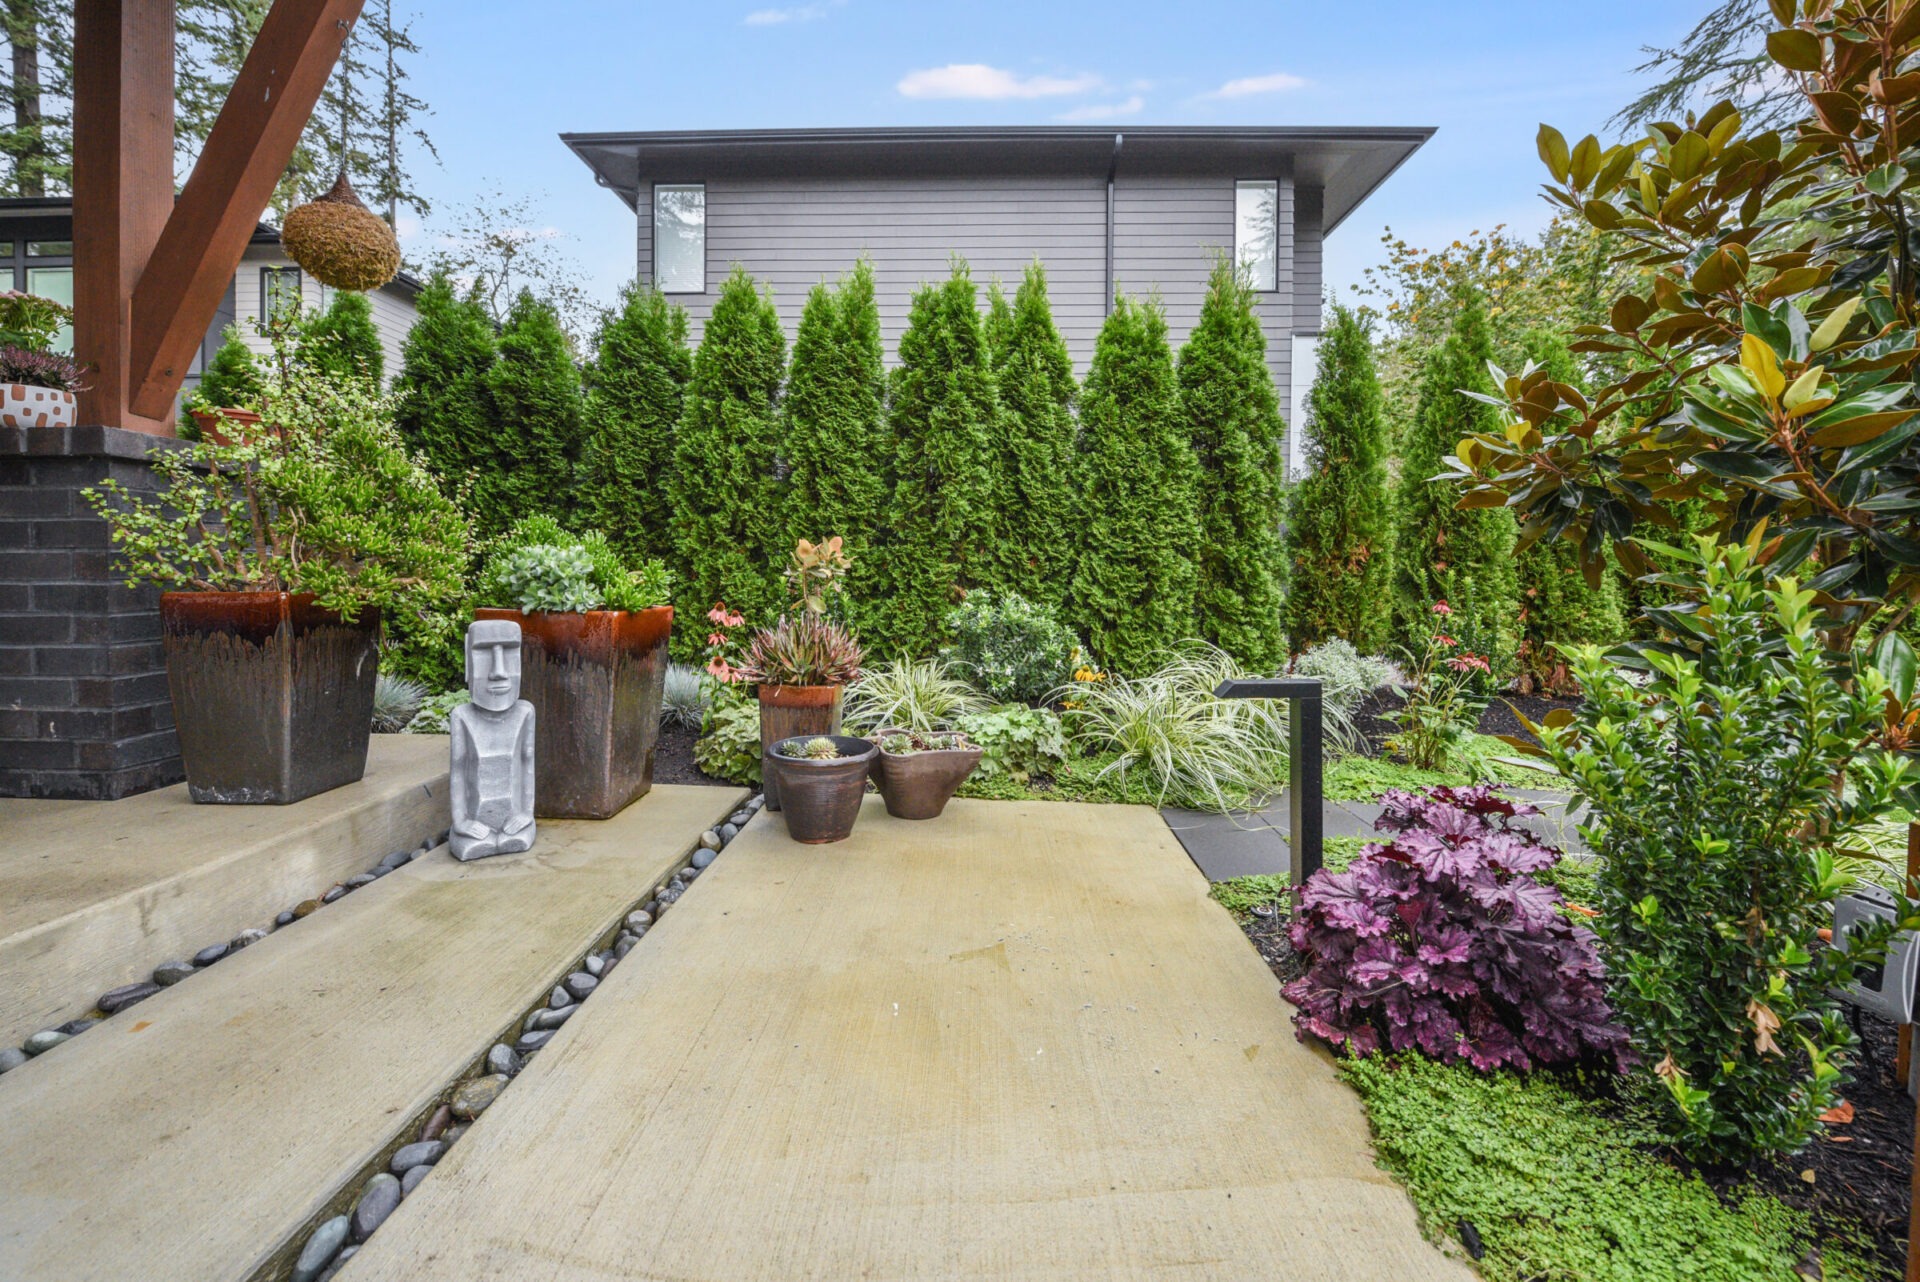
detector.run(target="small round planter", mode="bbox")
[0,382,75,429]
[188,407,269,447]
[757,683,844,812]
[766,735,877,844]
[869,729,983,820]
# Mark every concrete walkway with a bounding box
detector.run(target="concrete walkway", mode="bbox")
[346,795,1472,1281]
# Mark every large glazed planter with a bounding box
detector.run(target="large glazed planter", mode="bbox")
[869,729,983,821]
[757,683,844,812]
[161,591,380,804]
[474,605,673,820]
[0,382,75,429]
[766,735,878,844]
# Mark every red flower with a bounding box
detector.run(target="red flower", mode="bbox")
[1446,653,1491,675]
[1437,634,1456,647]
[1431,601,1453,616]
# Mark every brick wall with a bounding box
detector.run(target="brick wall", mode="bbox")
[0,425,185,799]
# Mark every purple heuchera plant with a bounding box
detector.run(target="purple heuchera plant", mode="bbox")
[1283,784,1630,1072]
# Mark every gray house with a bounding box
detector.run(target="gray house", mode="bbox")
[562,125,1430,471]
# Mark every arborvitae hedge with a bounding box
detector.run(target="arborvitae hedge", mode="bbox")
[1179,256,1286,670]
[393,273,498,489]
[1070,295,1202,674]
[581,286,692,564]
[301,290,384,385]
[195,327,262,409]
[986,262,1079,607]
[1392,290,1519,672]
[668,266,788,636]
[483,291,588,535]
[1282,304,1395,654]
[872,261,998,656]
[782,259,890,628]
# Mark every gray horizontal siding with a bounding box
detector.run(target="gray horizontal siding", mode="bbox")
[1293,185,1325,334]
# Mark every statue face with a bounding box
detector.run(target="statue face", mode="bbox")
[466,621,523,712]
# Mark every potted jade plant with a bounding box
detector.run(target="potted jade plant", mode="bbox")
[0,291,83,429]
[82,351,469,803]
[740,537,863,811]
[181,327,266,445]
[475,518,675,819]
[869,729,983,820]
[767,735,879,843]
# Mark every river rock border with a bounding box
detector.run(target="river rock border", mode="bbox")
[283,792,762,1282]
[0,827,453,1078]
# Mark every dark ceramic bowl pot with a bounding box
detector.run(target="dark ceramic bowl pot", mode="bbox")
[869,729,983,820]
[766,734,877,844]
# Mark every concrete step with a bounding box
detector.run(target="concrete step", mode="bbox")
[0,734,451,1048]
[0,783,744,1282]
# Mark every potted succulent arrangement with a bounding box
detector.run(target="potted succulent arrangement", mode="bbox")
[869,729,983,820]
[474,517,675,819]
[181,327,266,445]
[740,538,864,811]
[0,291,83,429]
[82,351,469,803]
[766,735,879,843]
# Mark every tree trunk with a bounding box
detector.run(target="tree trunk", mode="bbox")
[8,0,43,198]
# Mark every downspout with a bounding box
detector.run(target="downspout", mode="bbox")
[1105,132,1123,316]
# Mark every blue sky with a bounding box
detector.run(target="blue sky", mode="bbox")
[392,0,1705,313]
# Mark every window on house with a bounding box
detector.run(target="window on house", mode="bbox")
[27,240,71,258]
[654,184,705,294]
[262,266,304,323]
[26,266,71,352]
[1235,180,1279,292]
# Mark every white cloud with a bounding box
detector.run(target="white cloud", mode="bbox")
[1056,94,1145,122]
[896,63,1102,101]
[1205,71,1310,99]
[743,2,834,25]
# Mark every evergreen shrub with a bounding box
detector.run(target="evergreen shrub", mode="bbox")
[941,589,1082,704]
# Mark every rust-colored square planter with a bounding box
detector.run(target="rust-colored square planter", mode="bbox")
[474,606,673,820]
[757,683,844,811]
[161,591,380,805]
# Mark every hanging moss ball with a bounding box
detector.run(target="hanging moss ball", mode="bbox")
[280,172,401,292]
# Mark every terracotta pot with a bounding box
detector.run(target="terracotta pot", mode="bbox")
[757,683,844,812]
[0,382,76,429]
[161,591,379,804]
[189,407,271,447]
[766,735,877,844]
[869,729,983,820]
[474,606,673,820]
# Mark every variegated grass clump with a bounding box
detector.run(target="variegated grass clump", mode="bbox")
[844,656,990,733]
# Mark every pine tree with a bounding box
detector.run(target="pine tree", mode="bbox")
[782,260,889,625]
[668,266,787,635]
[300,290,384,385]
[1392,289,1519,672]
[392,272,496,485]
[983,279,1014,360]
[580,285,692,563]
[1282,305,1395,654]
[985,262,1080,607]
[483,290,586,534]
[871,261,999,656]
[1179,256,1286,669]
[1071,295,1202,674]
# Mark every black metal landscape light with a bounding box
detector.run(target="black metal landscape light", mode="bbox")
[1212,677,1324,885]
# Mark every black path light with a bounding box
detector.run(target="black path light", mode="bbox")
[1212,677,1324,885]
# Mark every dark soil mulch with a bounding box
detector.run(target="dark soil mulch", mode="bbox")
[653,725,738,788]
[1353,687,1582,758]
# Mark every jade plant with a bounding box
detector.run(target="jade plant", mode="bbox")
[477,515,672,614]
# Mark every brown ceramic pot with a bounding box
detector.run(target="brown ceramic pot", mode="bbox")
[766,735,877,844]
[161,591,379,804]
[474,605,673,820]
[757,683,844,812]
[189,407,270,447]
[869,729,984,820]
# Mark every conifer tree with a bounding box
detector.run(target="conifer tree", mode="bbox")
[668,266,788,635]
[300,290,384,385]
[483,291,587,534]
[1282,305,1395,653]
[393,272,496,486]
[782,260,890,623]
[985,262,1080,606]
[983,279,1014,360]
[580,285,692,563]
[871,261,998,656]
[1071,295,1202,674]
[1392,290,1519,672]
[1179,256,1286,669]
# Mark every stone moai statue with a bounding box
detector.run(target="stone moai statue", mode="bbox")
[449,619,537,861]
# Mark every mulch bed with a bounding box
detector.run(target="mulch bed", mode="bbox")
[1353,688,1581,759]
[653,725,736,788]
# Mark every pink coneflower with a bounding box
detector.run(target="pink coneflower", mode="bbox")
[1431,601,1453,616]
[1447,653,1490,674]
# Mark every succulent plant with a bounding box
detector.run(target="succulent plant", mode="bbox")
[737,613,863,688]
[800,737,840,760]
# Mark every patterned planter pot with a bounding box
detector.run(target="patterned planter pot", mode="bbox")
[0,382,76,429]
[473,606,673,820]
[766,735,878,844]
[757,683,844,812]
[162,591,380,804]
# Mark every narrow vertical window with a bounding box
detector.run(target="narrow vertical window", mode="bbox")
[262,266,304,323]
[1235,180,1278,292]
[654,184,706,293]
[25,265,72,352]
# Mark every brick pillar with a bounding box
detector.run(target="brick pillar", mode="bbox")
[0,424,183,799]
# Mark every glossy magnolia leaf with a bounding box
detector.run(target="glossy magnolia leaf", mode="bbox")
[1694,450,1788,483]
[1670,132,1710,183]
[1866,526,1920,566]
[1864,163,1909,198]
[1610,295,1651,334]
[1810,90,1862,133]
[1768,0,1795,29]
[1808,410,1915,447]
[1810,296,1862,351]
[1594,146,1636,197]
[1756,265,1826,302]
[1767,27,1823,71]
[1538,124,1571,183]
[1782,365,1826,413]
[1740,334,1788,399]
[1570,134,1603,189]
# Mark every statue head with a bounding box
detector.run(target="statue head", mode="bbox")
[466,619,524,712]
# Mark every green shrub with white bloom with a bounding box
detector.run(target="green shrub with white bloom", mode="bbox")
[942,590,1083,704]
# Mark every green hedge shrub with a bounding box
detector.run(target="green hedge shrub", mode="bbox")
[392,273,497,496]
[985,262,1079,606]
[483,291,588,536]
[581,286,692,566]
[941,589,1081,703]
[301,290,384,385]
